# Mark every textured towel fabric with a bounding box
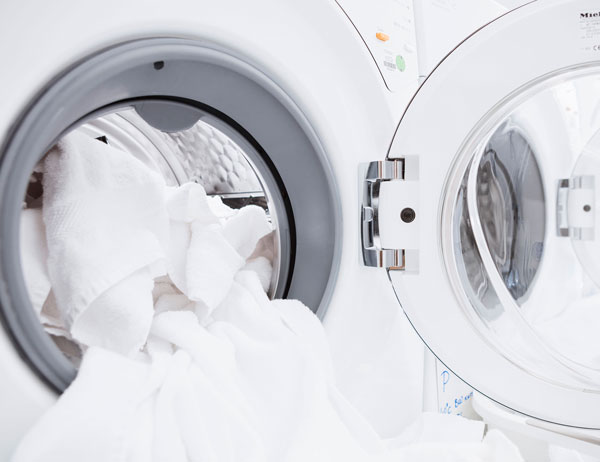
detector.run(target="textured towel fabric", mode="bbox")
[185,223,245,309]
[243,256,273,293]
[14,132,525,462]
[13,281,524,462]
[42,132,169,356]
[222,205,273,259]
[164,183,270,310]
[19,208,51,315]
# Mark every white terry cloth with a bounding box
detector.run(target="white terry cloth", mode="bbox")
[19,208,51,315]
[222,205,273,259]
[166,182,272,312]
[384,430,523,462]
[71,266,158,354]
[11,347,165,462]
[244,231,276,292]
[42,132,169,355]
[388,412,487,447]
[38,291,70,340]
[243,256,273,292]
[13,272,524,462]
[549,445,600,462]
[165,183,231,298]
[16,149,523,461]
[186,223,245,308]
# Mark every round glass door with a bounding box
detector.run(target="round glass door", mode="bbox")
[387,0,600,428]
[443,65,600,392]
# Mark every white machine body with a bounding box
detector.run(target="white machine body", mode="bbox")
[0,0,598,460]
[0,0,425,457]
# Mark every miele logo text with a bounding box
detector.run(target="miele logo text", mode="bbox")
[581,12,600,18]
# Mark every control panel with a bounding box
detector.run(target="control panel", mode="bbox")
[335,0,419,93]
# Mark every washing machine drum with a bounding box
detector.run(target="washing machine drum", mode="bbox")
[0,39,340,392]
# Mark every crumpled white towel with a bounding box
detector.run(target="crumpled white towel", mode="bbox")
[42,132,169,355]
[186,223,245,308]
[243,256,273,292]
[15,132,524,462]
[549,444,600,462]
[13,272,524,462]
[222,205,273,259]
[244,231,276,292]
[19,208,50,315]
[11,347,156,462]
[388,412,488,447]
[384,429,523,462]
[166,182,272,314]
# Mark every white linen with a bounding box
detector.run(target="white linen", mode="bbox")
[42,132,169,356]
[19,208,51,314]
[14,132,524,462]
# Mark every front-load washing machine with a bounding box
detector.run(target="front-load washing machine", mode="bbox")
[0,0,426,458]
[0,0,599,460]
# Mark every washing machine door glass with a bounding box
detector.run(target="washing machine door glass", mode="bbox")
[385,0,600,429]
[448,69,600,388]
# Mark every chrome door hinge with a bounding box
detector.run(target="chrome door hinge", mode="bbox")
[557,176,595,240]
[361,158,419,270]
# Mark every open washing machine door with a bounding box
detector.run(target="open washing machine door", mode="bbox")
[362,0,600,451]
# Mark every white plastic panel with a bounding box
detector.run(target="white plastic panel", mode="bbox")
[413,0,507,77]
[387,0,600,429]
[437,363,475,417]
[335,0,419,93]
[379,180,419,251]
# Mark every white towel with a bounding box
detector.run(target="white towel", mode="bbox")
[166,182,273,313]
[11,347,157,462]
[185,223,245,309]
[166,182,220,225]
[222,205,273,259]
[13,270,524,462]
[15,135,525,462]
[42,132,169,355]
[242,256,273,292]
[19,208,51,315]
[244,231,276,292]
[70,265,157,355]
[164,183,234,299]
[384,430,523,462]
[39,291,70,340]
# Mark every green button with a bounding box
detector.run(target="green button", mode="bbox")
[395,55,406,72]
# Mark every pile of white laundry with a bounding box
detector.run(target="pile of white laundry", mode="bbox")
[14,132,524,462]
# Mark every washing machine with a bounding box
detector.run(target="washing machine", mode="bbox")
[0,0,599,460]
[0,0,425,458]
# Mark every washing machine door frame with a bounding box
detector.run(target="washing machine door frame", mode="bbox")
[363,0,600,429]
[0,38,343,393]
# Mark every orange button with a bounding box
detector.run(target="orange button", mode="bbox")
[376,32,390,42]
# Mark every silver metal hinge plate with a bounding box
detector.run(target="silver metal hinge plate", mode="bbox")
[557,176,595,240]
[361,158,419,270]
